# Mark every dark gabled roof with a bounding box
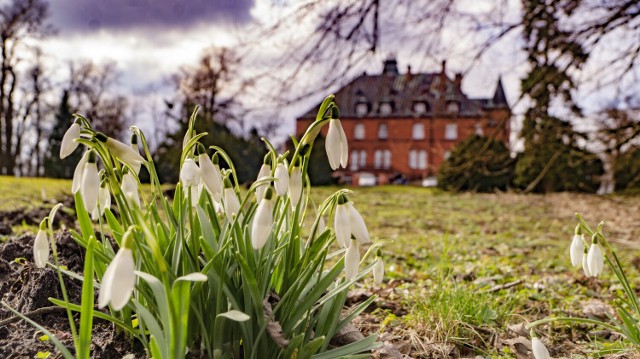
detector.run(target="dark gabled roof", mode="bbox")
[299,60,509,120]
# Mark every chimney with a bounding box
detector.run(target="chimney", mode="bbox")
[454,73,463,92]
[406,65,412,82]
[382,58,398,75]
[439,60,447,99]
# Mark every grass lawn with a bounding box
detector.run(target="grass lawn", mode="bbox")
[3,176,640,357]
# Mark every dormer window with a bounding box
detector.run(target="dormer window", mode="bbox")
[378,123,388,139]
[447,101,460,115]
[413,101,428,114]
[379,102,393,115]
[354,123,365,140]
[355,102,368,116]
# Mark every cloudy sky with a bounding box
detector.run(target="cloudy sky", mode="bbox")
[34,0,620,145]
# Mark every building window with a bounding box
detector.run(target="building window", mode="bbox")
[354,123,365,140]
[414,101,428,114]
[359,150,367,168]
[383,150,391,169]
[409,149,427,170]
[379,102,393,115]
[447,101,460,114]
[374,150,383,169]
[444,151,451,160]
[356,103,368,116]
[375,149,392,169]
[445,124,458,140]
[350,150,359,171]
[412,123,425,140]
[378,123,388,139]
[475,123,483,136]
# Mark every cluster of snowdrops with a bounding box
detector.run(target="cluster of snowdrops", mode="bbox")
[20,95,386,359]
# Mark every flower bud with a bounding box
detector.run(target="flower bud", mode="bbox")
[121,171,141,208]
[199,152,223,199]
[289,160,303,207]
[223,187,241,222]
[252,187,274,249]
[33,222,49,268]
[531,337,550,359]
[96,133,145,170]
[373,250,384,284]
[570,234,583,267]
[334,198,350,248]
[98,237,135,310]
[274,162,289,196]
[587,239,604,277]
[255,156,272,202]
[81,152,100,213]
[325,119,348,169]
[60,121,81,159]
[180,158,201,187]
[344,239,360,281]
[72,151,90,194]
[347,201,370,243]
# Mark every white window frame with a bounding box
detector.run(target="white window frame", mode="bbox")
[354,123,365,140]
[378,123,388,139]
[359,150,367,168]
[412,123,425,140]
[379,102,393,115]
[447,101,460,114]
[414,102,427,114]
[383,150,391,169]
[374,150,383,169]
[409,150,417,169]
[418,150,427,170]
[445,124,458,140]
[350,150,359,171]
[356,103,368,116]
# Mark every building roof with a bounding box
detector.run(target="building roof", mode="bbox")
[300,59,509,119]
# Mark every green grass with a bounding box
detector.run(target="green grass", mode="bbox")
[3,178,640,356]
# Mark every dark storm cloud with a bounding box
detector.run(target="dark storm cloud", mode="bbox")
[48,0,254,33]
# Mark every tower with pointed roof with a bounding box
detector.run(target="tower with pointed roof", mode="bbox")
[296,58,511,185]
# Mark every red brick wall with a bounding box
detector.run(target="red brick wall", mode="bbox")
[296,111,510,182]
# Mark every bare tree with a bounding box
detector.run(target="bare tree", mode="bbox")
[0,0,50,175]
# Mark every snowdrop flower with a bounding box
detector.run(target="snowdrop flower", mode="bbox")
[95,133,145,170]
[531,337,550,359]
[347,201,370,243]
[570,234,584,267]
[289,159,303,207]
[325,117,348,170]
[582,246,592,277]
[33,220,49,268]
[81,151,100,213]
[60,120,81,159]
[274,162,289,196]
[129,134,142,174]
[121,170,141,208]
[223,177,241,222]
[344,239,360,281]
[72,150,90,193]
[199,147,223,200]
[252,187,275,249]
[98,230,136,310]
[180,158,201,187]
[373,249,384,284]
[334,197,350,248]
[91,181,111,221]
[587,236,604,277]
[255,156,272,202]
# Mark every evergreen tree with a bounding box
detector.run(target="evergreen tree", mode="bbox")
[44,90,81,178]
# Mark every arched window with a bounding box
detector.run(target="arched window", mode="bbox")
[383,150,391,169]
[409,150,417,169]
[414,101,428,114]
[418,150,427,170]
[359,150,367,168]
[356,102,368,116]
[412,123,425,140]
[374,150,383,169]
[379,102,393,115]
[350,150,359,171]
[354,123,365,140]
[447,101,460,114]
[378,123,388,139]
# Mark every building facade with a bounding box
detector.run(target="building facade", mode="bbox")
[296,58,511,185]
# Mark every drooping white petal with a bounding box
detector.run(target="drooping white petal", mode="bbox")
[570,234,584,267]
[223,187,241,222]
[121,172,141,208]
[531,338,550,359]
[334,203,350,248]
[587,244,604,277]
[81,162,99,213]
[106,138,145,169]
[199,153,223,198]
[251,198,274,249]
[72,151,89,193]
[337,120,348,168]
[98,248,136,310]
[347,202,370,243]
[60,123,81,159]
[582,253,592,277]
[325,120,341,170]
[92,186,111,220]
[255,164,271,202]
[130,144,142,174]
[184,183,203,207]
[289,167,303,207]
[180,158,201,187]
[373,257,384,284]
[344,240,360,281]
[33,230,49,268]
[274,163,289,196]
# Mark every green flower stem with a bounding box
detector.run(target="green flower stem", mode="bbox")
[526,316,620,333]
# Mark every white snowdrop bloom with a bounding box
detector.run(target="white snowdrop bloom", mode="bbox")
[98,247,135,311]
[587,242,604,277]
[33,228,49,268]
[96,133,145,170]
[121,172,141,208]
[184,183,203,207]
[325,119,348,170]
[180,158,201,188]
[373,252,384,284]
[255,162,271,202]
[81,154,100,213]
[72,151,90,194]
[199,152,223,199]
[582,248,592,277]
[223,187,241,222]
[347,202,370,243]
[274,162,289,196]
[344,239,360,281]
[531,337,550,359]
[289,163,303,207]
[60,122,81,159]
[252,188,275,249]
[570,234,584,267]
[334,201,350,248]
[91,185,111,221]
